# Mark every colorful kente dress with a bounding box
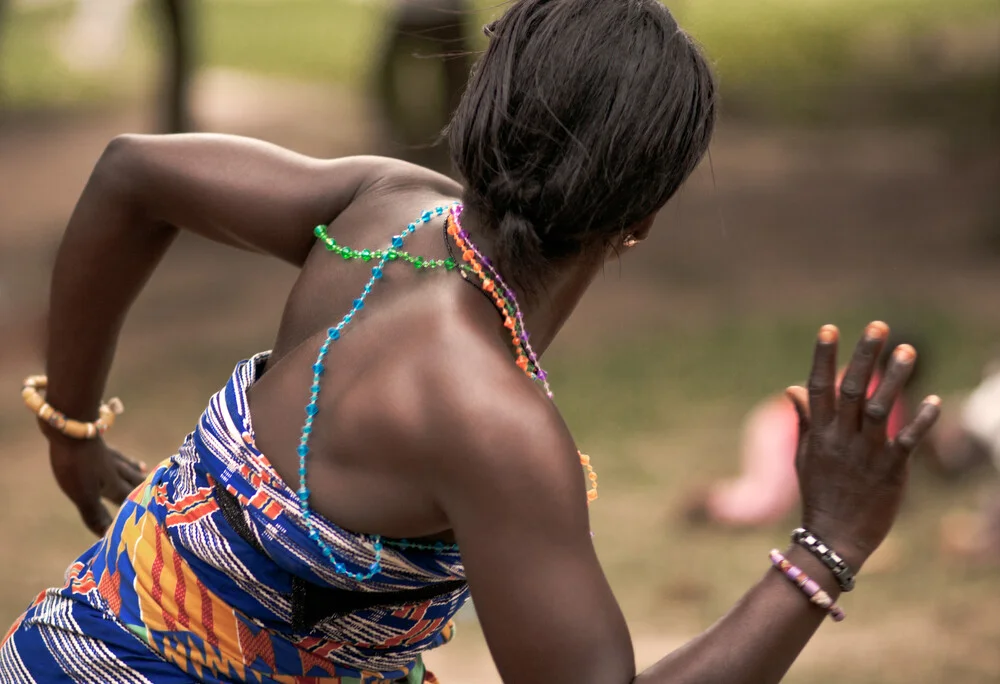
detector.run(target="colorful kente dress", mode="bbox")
[0,353,468,683]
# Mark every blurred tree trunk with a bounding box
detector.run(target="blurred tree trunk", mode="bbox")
[375,0,472,172]
[156,0,193,134]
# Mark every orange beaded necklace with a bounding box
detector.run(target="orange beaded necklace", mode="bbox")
[445,209,598,505]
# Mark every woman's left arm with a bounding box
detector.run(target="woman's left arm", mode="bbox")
[40,133,392,534]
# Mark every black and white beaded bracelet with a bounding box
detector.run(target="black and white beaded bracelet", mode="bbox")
[791,528,856,592]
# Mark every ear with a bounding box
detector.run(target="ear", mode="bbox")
[627,214,657,242]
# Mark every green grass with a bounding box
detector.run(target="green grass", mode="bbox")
[2,0,996,125]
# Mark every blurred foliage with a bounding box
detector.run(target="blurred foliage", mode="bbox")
[1,0,997,127]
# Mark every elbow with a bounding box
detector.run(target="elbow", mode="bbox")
[92,134,151,198]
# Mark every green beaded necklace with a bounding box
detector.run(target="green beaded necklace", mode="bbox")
[314,225,470,273]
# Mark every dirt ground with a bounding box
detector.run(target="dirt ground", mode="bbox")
[1,70,999,682]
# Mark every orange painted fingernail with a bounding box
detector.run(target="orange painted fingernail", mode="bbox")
[926,395,942,406]
[865,320,889,340]
[893,344,916,363]
[818,325,838,343]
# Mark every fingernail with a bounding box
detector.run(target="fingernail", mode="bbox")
[140,461,148,471]
[893,344,916,363]
[926,395,942,406]
[818,325,838,343]
[866,320,889,340]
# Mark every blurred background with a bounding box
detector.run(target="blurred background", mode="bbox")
[1,0,998,682]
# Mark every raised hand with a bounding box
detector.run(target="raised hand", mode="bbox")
[785,322,941,570]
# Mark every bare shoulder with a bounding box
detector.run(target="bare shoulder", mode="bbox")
[352,313,584,510]
[364,156,463,198]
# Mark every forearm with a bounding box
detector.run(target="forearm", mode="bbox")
[635,545,849,684]
[43,141,178,420]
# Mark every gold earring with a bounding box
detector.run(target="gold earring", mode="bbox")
[623,235,639,248]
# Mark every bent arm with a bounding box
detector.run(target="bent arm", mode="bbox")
[432,395,851,683]
[43,133,389,419]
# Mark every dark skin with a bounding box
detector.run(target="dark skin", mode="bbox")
[39,134,940,683]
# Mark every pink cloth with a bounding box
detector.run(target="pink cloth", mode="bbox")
[707,372,904,526]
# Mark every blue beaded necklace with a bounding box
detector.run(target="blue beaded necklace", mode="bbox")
[297,204,459,581]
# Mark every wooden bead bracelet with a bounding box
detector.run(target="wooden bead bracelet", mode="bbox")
[22,375,124,439]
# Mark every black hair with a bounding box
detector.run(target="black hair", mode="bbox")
[447,0,717,290]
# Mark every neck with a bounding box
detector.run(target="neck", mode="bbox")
[452,210,604,357]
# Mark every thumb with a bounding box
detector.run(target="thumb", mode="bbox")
[785,385,811,434]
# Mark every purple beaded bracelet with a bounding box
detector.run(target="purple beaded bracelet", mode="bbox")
[769,549,846,622]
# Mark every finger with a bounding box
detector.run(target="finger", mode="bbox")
[891,395,942,464]
[836,321,889,442]
[115,458,146,488]
[862,344,917,446]
[103,475,137,505]
[76,498,113,537]
[112,449,148,475]
[807,325,839,429]
[110,448,147,487]
[785,385,811,433]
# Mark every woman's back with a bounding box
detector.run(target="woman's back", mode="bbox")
[246,169,548,543]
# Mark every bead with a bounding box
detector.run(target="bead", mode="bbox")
[421,210,432,222]
[516,356,529,370]
[297,444,309,457]
[444,257,456,270]
[435,206,444,215]
[462,249,475,262]
[306,404,319,416]
[372,267,383,279]
[391,236,403,248]
[360,249,372,262]
[312,363,325,375]
[483,279,495,292]
[353,298,364,310]
[314,225,325,237]
[413,256,424,268]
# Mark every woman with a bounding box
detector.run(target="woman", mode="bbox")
[1,1,940,682]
